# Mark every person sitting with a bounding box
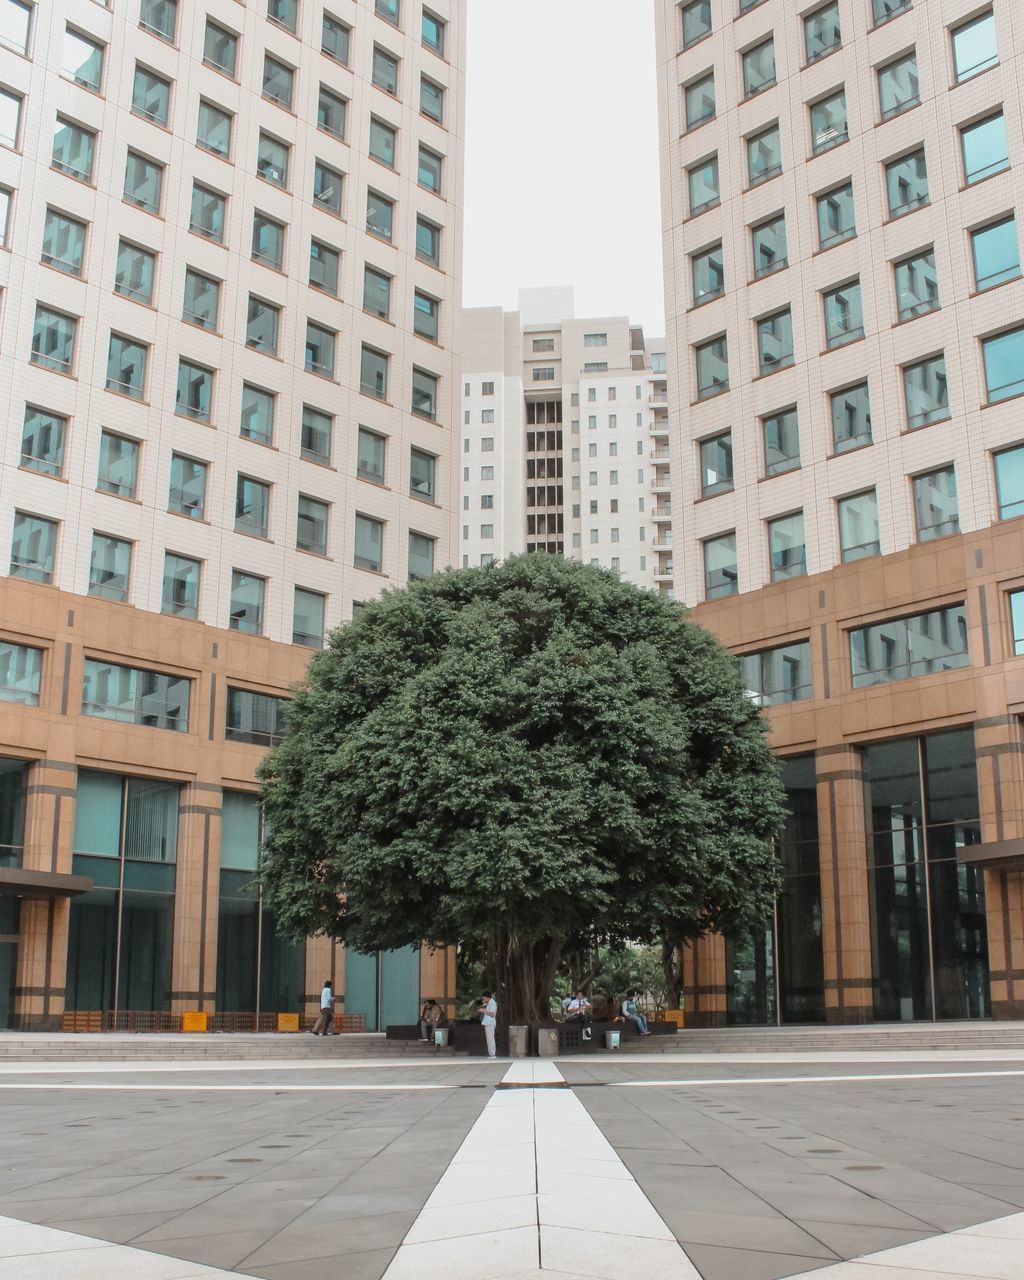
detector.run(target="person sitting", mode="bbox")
[565,989,593,1039]
[622,989,651,1036]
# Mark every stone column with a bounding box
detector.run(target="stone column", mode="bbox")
[975,713,1024,1019]
[682,934,727,1028]
[170,784,221,1015]
[420,944,456,1023]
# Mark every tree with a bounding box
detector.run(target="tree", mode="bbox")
[257,554,786,1026]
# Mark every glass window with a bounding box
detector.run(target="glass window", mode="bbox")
[229,571,265,634]
[0,87,21,149]
[21,407,66,477]
[904,355,949,429]
[97,431,138,498]
[268,0,297,32]
[838,490,880,562]
[741,641,812,706]
[409,531,434,580]
[817,182,855,247]
[421,77,443,123]
[162,553,200,619]
[752,215,787,278]
[240,385,274,445]
[225,687,287,746]
[132,66,169,125]
[123,151,162,212]
[419,145,442,192]
[414,290,439,341]
[681,0,711,47]
[971,216,1020,291]
[63,28,103,90]
[262,55,294,109]
[823,280,864,347]
[952,11,997,84]
[88,533,132,602]
[251,212,284,269]
[961,112,1009,185]
[412,368,438,419]
[82,660,188,731]
[309,239,339,295]
[416,215,440,265]
[851,605,968,688]
[313,160,342,213]
[114,240,155,304]
[894,250,939,320]
[376,0,399,24]
[0,641,42,706]
[768,512,806,581]
[354,514,384,572]
[422,9,445,54]
[257,133,289,186]
[106,335,147,399]
[175,359,212,422]
[885,149,928,217]
[411,448,436,500]
[168,453,206,519]
[361,345,389,399]
[913,466,959,541]
[872,0,911,22]
[372,45,399,94]
[41,209,85,276]
[293,588,325,649]
[983,328,1024,403]
[235,476,270,538]
[140,0,177,41]
[1010,590,1024,656]
[30,306,76,374]
[704,532,737,599]
[363,264,391,318]
[305,322,335,378]
[203,21,237,76]
[52,119,95,182]
[695,335,728,398]
[810,90,847,154]
[831,381,872,452]
[743,39,776,97]
[246,296,279,355]
[685,72,715,129]
[369,117,397,167]
[763,407,799,476]
[878,52,919,120]
[10,512,56,582]
[368,190,394,240]
[805,2,840,62]
[757,309,794,374]
[0,0,31,55]
[700,432,733,496]
[197,101,231,156]
[747,124,781,186]
[302,406,332,464]
[358,428,386,483]
[297,494,328,555]
[692,242,724,302]
[323,13,350,63]
[688,154,719,214]
[318,86,346,138]
[0,186,10,245]
[182,269,219,331]
[190,183,225,242]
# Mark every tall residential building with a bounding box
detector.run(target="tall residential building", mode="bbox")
[462,291,673,593]
[657,0,1024,1025]
[0,0,464,1030]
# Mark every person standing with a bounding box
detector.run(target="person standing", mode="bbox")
[480,989,497,1058]
[312,979,334,1035]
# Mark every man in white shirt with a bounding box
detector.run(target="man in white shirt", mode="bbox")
[566,990,592,1039]
[312,979,334,1035]
[480,990,497,1058]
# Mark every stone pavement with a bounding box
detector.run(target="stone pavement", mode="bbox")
[2,1049,1024,1277]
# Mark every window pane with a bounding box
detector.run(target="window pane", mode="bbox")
[0,641,42,706]
[162,553,200,619]
[168,454,206,518]
[768,512,806,581]
[132,66,169,124]
[421,77,443,122]
[0,88,21,149]
[805,2,840,62]
[190,184,224,241]
[268,0,297,32]
[823,280,864,347]
[872,0,911,22]
[305,323,335,378]
[0,0,31,55]
[952,11,997,83]
[354,514,384,572]
[369,118,396,167]
[318,86,346,138]
[293,588,325,649]
[757,309,793,374]
[817,182,855,247]
[692,243,724,301]
[811,91,847,153]
[413,291,439,341]
[323,13,350,62]
[696,335,728,398]
[363,265,391,318]
[114,240,155,304]
[357,428,386,482]
[63,29,103,90]
[262,55,293,108]
[88,533,132,602]
[681,0,711,47]
[197,101,231,156]
[52,120,95,181]
[41,209,85,276]
[97,431,138,497]
[412,368,437,418]
[688,154,719,213]
[376,0,399,24]
[904,355,949,429]
[361,346,389,399]
[410,448,436,500]
[971,216,1020,291]
[851,605,968,688]
[229,571,265,633]
[1010,590,1024,656]
[297,495,328,555]
[106,335,147,399]
[140,0,177,40]
[183,269,220,330]
[257,133,289,186]
[246,297,279,354]
[175,360,212,421]
[368,190,394,240]
[685,72,715,129]
[752,216,787,278]
[83,660,188,732]
[743,39,775,97]
[700,432,733,496]
[240,385,274,444]
[313,161,342,212]
[31,307,76,374]
[894,251,939,320]
[203,21,237,75]
[21,407,66,477]
[309,240,339,295]
[704,532,737,598]
[418,145,442,192]
[983,328,1024,403]
[235,476,270,538]
[422,10,445,53]
[763,408,799,476]
[913,467,959,541]
[302,406,332,464]
[123,151,162,212]
[747,125,781,185]
[831,382,872,453]
[226,687,287,746]
[838,490,880,562]
[961,113,1009,185]
[878,52,919,120]
[10,512,56,583]
[741,641,812,706]
[372,45,398,93]
[408,531,434,580]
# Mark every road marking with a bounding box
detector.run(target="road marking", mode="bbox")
[0,1082,456,1092]
[615,1068,1024,1088]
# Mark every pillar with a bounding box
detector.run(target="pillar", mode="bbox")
[681,934,727,1027]
[170,783,221,1015]
[976,714,1024,1019]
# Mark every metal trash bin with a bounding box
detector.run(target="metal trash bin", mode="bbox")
[508,1025,528,1057]
[537,1028,560,1057]
[604,1029,621,1050]
[434,1027,449,1047]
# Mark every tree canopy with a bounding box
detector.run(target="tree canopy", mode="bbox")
[257,554,787,1023]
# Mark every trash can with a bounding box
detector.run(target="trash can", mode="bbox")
[434,1027,449,1047]
[508,1025,528,1057]
[537,1028,560,1057]
[604,1029,621,1050]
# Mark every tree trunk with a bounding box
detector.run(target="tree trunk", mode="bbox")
[488,929,564,1024]
[661,937,684,1010]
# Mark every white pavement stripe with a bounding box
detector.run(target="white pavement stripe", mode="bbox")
[0,1082,455,1091]
[616,1069,1024,1088]
[0,1057,488,1075]
[381,1061,701,1280]
[0,1215,238,1278]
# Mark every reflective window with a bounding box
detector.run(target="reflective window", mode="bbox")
[805,2,840,63]
[418,144,442,192]
[878,52,919,120]
[97,431,138,498]
[297,495,328,555]
[52,119,95,181]
[763,407,799,476]
[982,328,1024,403]
[293,588,325,649]
[88,533,132,602]
[747,124,781,185]
[886,148,928,217]
[114,240,155,304]
[700,431,733,496]
[354,514,384,572]
[838,490,880,562]
[357,427,386,483]
[240,385,274,445]
[681,0,711,47]
[1010,590,1024,656]
[30,307,76,374]
[106,335,147,399]
[63,28,103,90]
[318,86,346,138]
[961,113,1009,185]
[752,215,787,278]
[197,101,231,156]
[361,346,389,399]
[246,297,279,355]
[132,66,169,125]
[182,269,219,330]
[82,660,188,731]
[810,90,847,153]
[894,250,938,320]
[376,0,399,24]
[140,0,177,41]
[873,0,911,22]
[252,212,284,269]
[741,641,812,706]
[123,151,162,212]
[422,9,444,54]
[695,335,728,398]
[309,239,339,295]
[372,45,399,93]
[913,466,959,542]
[851,606,967,688]
[0,186,10,245]
[904,355,949,429]
[41,209,85,276]
[743,39,776,98]
[363,264,391,318]
[226,687,287,745]
[685,72,715,129]
[414,290,439,341]
[235,476,270,538]
[168,453,206,519]
[190,183,224,242]
[412,367,438,419]
[823,280,863,348]
[688,154,719,214]
[0,642,41,706]
[322,12,350,63]
[301,406,332,464]
[0,0,31,55]
[262,55,294,109]
[257,133,289,186]
[411,448,436,500]
[817,182,855,248]
[21,407,66,477]
[162,553,200,619]
[368,190,394,240]
[305,322,335,378]
[757,308,793,374]
[421,75,444,122]
[409,531,434,580]
[691,243,724,302]
[704,532,737,599]
[203,21,237,75]
[229,571,265,634]
[416,215,439,264]
[952,10,997,83]
[268,0,297,33]
[768,512,806,581]
[313,160,342,212]
[830,381,872,452]
[0,87,21,149]
[369,117,397,167]
[175,359,212,422]
[10,511,56,583]
[971,216,1020,291]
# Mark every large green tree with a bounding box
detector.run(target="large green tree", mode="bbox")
[258,555,786,1025]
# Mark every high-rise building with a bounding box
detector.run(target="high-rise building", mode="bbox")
[462,291,672,592]
[656,0,1024,1024]
[0,0,464,1030]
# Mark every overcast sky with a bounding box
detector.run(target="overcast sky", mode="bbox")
[462,0,666,335]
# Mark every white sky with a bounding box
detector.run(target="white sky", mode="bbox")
[462,0,666,336]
